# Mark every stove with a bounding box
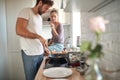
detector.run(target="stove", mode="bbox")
[44,57,69,69]
[44,52,87,69]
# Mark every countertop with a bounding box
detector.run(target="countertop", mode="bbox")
[35,56,84,80]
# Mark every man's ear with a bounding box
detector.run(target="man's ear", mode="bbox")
[38,0,42,6]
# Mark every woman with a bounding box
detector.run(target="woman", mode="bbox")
[48,9,64,52]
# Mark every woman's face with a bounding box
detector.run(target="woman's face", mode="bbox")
[50,12,58,22]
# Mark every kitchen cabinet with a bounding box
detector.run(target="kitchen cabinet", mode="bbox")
[41,0,71,26]
[65,0,115,12]
[58,9,71,25]
[42,9,71,26]
[42,8,71,25]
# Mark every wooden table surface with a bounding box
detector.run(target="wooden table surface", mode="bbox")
[35,57,84,80]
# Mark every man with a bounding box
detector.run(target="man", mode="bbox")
[16,0,54,80]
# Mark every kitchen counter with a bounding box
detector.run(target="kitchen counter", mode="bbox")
[35,56,84,80]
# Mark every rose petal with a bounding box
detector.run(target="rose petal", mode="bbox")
[89,16,109,33]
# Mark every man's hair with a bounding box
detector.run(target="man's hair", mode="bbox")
[50,9,58,14]
[36,0,54,6]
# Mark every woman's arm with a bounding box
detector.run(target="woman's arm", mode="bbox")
[50,22,58,36]
[48,39,53,46]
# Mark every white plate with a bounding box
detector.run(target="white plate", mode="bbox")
[43,67,72,78]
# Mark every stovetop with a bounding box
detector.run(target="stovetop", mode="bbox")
[44,52,88,69]
[44,57,69,69]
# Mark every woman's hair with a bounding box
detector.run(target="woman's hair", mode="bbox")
[36,0,54,6]
[50,9,58,14]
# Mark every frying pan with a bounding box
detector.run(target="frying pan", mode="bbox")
[49,53,68,59]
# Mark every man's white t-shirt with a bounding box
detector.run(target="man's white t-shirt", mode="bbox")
[18,8,44,55]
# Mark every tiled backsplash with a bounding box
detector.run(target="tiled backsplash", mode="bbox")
[81,0,120,79]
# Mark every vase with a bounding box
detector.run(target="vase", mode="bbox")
[84,59,103,80]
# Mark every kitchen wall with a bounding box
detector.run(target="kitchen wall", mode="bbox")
[0,0,9,79]
[4,0,35,79]
[42,25,71,42]
[81,0,120,80]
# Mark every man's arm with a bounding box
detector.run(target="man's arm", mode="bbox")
[16,18,46,45]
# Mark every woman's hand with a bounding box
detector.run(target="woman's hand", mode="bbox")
[50,22,55,28]
[49,22,58,36]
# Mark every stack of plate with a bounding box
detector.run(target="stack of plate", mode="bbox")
[43,67,72,78]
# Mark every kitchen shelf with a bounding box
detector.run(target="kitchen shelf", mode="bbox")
[43,21,71,27]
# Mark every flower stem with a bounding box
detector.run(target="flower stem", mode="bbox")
[96,32,100,44]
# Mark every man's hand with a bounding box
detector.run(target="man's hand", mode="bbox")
[44,47,50,56]
[38,36,46,46]
[43,41,50,56]
[37,36,50,56]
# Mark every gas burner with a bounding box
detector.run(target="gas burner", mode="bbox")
[44,57,69,69]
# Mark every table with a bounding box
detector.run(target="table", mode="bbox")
[35,57,84,80]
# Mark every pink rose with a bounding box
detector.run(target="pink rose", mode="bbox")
[89,16,109,33]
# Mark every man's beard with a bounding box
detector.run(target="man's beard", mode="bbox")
[38,7,42,15]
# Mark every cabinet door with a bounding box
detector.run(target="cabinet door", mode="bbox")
[6,0,35,52]
[5,0,35,79]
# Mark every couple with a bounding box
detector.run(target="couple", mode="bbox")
[15,0,64,80]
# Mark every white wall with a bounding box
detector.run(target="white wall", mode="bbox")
[81,0,120,80]
[71,12,81,47]
[0,0,9,79]
[5,0,35,79]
